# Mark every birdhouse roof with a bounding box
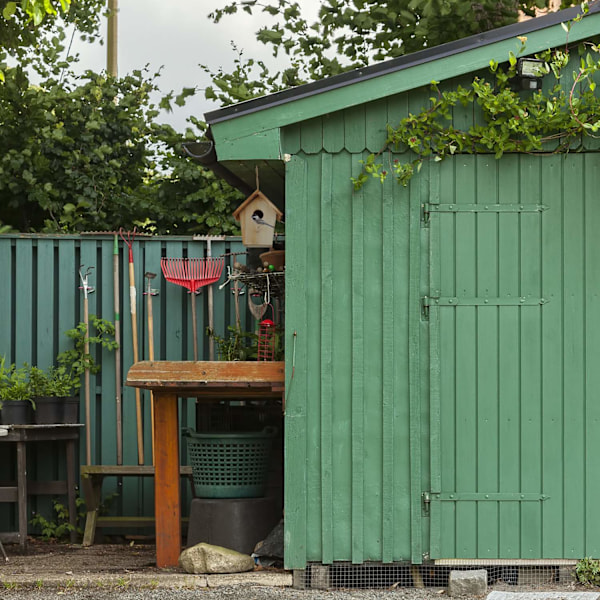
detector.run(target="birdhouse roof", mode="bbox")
[232,190,284,222]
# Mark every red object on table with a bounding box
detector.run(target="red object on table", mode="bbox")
[126,360,285,568]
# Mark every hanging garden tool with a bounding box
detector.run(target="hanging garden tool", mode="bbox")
[120,227,144,465]
[144,271,158,464]
[79,265,95,465]
[113,234,123,465]
[161,256,224,360]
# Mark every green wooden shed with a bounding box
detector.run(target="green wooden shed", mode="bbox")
[197,3,600,576]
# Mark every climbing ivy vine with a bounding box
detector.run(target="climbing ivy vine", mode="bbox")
[351,3,600,190]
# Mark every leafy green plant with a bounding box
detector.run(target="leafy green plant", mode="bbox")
[29,497,85,541]
[352,6,600,190]
[576,557,600,585]
[207,324,284,361]
[27,365,51,397]
[207,325,257,361]
[56,315,118,396]
[0,361,35,406]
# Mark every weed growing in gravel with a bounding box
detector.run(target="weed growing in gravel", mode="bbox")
[2,581,19,590]
[115,576,130,589]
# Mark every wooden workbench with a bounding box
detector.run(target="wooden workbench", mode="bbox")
[125,360,285,568]
[0,424,82,547]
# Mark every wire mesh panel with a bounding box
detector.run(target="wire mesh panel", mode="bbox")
[293,562,578,591]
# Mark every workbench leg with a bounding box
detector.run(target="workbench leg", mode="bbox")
[80,473,103,547]
[16,441,27,549]
[154,392,181,568]
[66,439,77,544]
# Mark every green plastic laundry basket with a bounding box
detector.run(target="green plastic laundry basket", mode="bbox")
[182,426,277,499]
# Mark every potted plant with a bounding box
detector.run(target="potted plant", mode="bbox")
[28,365,80,424]
[52,315,117,423]
[0,359,35,424]
[27,316,117,425]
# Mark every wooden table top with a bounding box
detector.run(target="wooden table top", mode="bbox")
[126,361,285,396]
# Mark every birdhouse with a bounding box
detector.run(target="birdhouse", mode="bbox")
[233,190,283,248]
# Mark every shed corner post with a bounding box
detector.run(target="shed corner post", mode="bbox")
[283,154,309,570]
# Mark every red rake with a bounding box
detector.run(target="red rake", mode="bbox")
[161,257,225,360]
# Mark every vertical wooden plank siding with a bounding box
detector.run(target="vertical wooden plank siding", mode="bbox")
[381,170,395,564]
[304,154,324,562]
[562,155,586,558]
[284,95,419,566]
[0,238,12,356]
[540,155,564,558]
[584,154,600,556]
[284,155,308,569]
[14,240,33,365]
[331,152,353,559]
[497,154,521,559]
[0,234,251,533]
[454,156,478,559]
[350,153,365,565]
[428,160,443,560]
[408,161,426,564]
[475,156,499,559]
[519,158,543,560]
[320,152,334,564]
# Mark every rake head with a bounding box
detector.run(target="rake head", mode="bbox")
[160,257,225,293]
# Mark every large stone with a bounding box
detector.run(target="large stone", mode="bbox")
[179,543,255,574]
[448,569,487,597]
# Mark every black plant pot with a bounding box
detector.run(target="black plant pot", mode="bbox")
[62,396,80,424]
[1,400,33,424]
[33,396,80,424]
[34,396,64,424]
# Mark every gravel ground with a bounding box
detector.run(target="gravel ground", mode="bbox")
[0,587,454,600]
[1,542,598,600]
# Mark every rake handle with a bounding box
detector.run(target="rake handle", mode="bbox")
[128,260,144,466]
[191,291,198,361]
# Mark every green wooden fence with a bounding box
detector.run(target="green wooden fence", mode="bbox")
[0,233,250,535]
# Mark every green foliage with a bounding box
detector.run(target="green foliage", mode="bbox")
[576,557,600,585]
[29,497,85,541]
[0,0,242,236]
[0,360,33,404]
[207,325,258,361]
[207,324,284,361]
[0,65,243,233]
[56,315,117,395]
[204,0,575,107]
[353,31,600,189]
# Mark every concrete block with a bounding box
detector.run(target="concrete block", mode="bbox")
[310,564,330,590]
[448,569,487,597]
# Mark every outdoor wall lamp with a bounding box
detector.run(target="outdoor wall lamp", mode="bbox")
[514,57,548,90]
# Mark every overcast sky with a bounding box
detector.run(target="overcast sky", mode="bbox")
[70,0,321,131]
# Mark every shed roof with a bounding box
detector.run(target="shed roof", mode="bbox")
[194,3,600,200]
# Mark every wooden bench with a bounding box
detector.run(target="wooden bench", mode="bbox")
[80,465,193,546]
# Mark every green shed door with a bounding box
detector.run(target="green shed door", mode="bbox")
[427,154,600,560]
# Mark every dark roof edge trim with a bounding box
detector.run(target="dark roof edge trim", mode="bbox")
[205,3,600,125]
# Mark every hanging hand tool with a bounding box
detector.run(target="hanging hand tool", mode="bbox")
[161,256,224,361]
[79,265,95,465]
[144,272,158,464]
[120,227,144,465]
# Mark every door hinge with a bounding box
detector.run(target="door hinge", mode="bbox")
[421,203,431,225]
[422,296,439,320]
